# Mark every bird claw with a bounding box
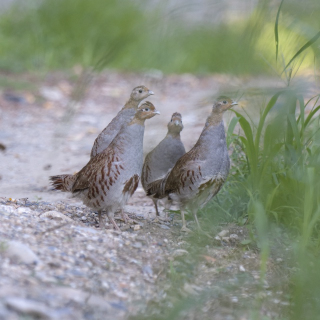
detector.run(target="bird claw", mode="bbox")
[180,226,193,233]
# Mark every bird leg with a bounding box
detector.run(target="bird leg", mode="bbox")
[180,208,192,233]
[191,208,213,239]
[160,200,172,222]
[120,209,134,224]
[153,199,160,216]
[106,210,121,231]
[98,210,105,229]
[192,209,201,230]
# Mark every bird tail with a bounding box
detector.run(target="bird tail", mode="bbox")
[49,174,77,192]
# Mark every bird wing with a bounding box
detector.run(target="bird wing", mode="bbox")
[163,148,207,195]
[72,148,122,193]
[141,152,152,190]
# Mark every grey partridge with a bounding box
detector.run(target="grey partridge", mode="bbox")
[147,97,237,232]
[50,86,154,193]
[141,112,185,219]
[51,101,160,230]
[91,85,154,158]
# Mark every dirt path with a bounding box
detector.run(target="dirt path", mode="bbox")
[0,70,315,319]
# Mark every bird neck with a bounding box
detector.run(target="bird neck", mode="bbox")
[128,117,145,126]
[166,131,181,139]
[195,116,225,148]
[123,98,139,110]
[206,112,224,126]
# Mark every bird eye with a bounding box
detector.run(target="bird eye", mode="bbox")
[139,90,142,93]
[223,100,227,104]
[144,108,149,111]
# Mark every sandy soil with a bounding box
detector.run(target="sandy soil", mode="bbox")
[0,70,316,319]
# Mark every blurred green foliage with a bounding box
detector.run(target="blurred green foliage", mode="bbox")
[0,0,319,74]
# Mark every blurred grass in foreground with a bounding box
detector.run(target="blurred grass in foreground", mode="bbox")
[0,0,319,74]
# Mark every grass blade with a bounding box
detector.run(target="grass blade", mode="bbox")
[282,30,320,74]
[255,91,284,151]
[275,0,285,62]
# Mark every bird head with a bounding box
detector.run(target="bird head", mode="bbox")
[212,97,237,113]
[168,112,184,133]
[135,101,160,120]
[130,86,154,101]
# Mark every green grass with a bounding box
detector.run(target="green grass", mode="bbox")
[1,0,320,319]
[0,0,319,74]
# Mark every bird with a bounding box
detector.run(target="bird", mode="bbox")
[90,85,154,158]
[141,112,185,220]
[51,101,160,230]
[147,97,237,232]
[49,86,154,194]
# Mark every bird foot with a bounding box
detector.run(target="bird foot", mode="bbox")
[180,226,193,233]
[121,212,136,224]
[159,216,171,222]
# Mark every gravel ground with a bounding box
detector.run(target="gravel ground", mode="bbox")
[0,70,316,319]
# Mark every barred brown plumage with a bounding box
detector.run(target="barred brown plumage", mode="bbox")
[50,86,154,193]
[50,101,160,230]
[147,97,237,232]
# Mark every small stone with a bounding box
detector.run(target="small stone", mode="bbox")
[40,211,73,222]
[5,297,53,319]
[0,205,17,215]
[229,234,239,241]
[17,207,32,214]
[86,244,95,251]
[1,239,39,264]
[81,216,87,221]
[143,265,153,277]
[173,249,189,258]
[132,242,142,249]
[160,224,170,230]
[222,237,230,242]
[132,225,140,231]
[239,265,246,272]
[218,230,229,237]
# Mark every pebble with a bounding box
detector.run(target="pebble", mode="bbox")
[160,225,170,230]
[132,225,141,231]
[218,230,229,237]
[81,216,87,221]
[1,239,40,264]
[172,249,189,258]
[239,265,246,272]
[229,234,239,241]
[5,297,54,319]
[0,205,17,215]
[39,211,74,222]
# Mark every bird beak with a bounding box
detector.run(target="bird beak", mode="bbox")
[174,120,180,125]
[231,101,238,106]
[148,90,154,95]
[153,110,160,115]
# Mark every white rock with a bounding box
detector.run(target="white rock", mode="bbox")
[229,234,239,241]
[17,207,32,214]
[40,86,64,102]
[217,230,229,237]
[1,239,39,264]
[5,297,53,319]
[39,211,73,222]
[132,225,141,231]
[173,249,189,258]
[0,205,17,215]
[239,265,246,272]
